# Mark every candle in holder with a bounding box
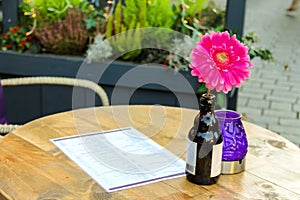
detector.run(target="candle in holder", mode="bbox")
[215,110,248,174]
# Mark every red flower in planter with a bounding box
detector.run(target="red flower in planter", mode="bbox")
[10,26,21,34]
[1,26,32,52]
[19,40,27,47]
[2,33,9,38]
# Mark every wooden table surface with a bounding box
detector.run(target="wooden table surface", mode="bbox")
[0,105,300,200]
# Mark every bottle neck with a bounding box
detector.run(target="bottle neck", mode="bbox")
[200,93,216,113]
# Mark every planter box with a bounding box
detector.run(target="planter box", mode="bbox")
[0,51,199,124]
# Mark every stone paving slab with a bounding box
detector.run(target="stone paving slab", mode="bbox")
[237,0,300,147]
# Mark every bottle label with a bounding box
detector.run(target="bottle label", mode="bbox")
[185,138,197,175]
[210,142,223,178]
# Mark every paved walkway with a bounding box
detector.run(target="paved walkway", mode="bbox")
[236,0,300,147]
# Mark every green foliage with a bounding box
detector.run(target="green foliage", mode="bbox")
[241,32,274,61]
[172,0,206,35]
[114,1,124,34]
[147,0,174,28]
[198,1,225,29]
[32,0,82,23]
[79,1,106,33]
[123,0,173,28]
[84,0,102,9]
[225,31,275,62]
[105,1,142,60]
[171,0,225,36]
[19,1,40,41]
[183,0,208,17]
[105,1,125,38]
[105,0,175,60]
[105,14,114,39]
[112,24,142,60]
[197,82,208,96]
[123,0,147,28]
[20,0,105,33]
[19,2,35,28]
[105,2,137,59]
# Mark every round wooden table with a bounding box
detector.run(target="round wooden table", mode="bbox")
[0,105,300,199]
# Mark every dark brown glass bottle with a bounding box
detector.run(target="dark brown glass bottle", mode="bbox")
[185,93,223,185]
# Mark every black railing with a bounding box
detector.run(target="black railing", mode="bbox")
[225,0,246,110]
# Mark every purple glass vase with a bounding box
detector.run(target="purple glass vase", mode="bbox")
[215,110,248,174]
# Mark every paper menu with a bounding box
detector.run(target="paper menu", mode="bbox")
[51,127,186,192]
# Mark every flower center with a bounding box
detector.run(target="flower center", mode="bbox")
[212,49,231,71]
[217,52,228,63]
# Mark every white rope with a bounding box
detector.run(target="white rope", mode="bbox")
[1,76,109,106]
[0,124,20,134]
[0,76,110,136]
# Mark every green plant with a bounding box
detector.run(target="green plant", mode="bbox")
[0,26,33,53]
[104,0,176,60]
[164,35,195,72]
[33,0,83,23]
[181,0,208,17]
[19,0,92,36]
[197,1,225,29]
[34,8,88,55]
[84,0,102,9]
[79,0,106,34]
[124,0,175,46]
[105,1,124,38]
[18,1,37,37]
[241,32,274,61]
[105,1,142,60]
[19,0,105,53]
[172,0,208,36]
[123,0,174,28]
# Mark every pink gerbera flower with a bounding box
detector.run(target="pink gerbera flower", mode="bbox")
[189,31,253,93]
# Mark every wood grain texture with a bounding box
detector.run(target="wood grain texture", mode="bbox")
[0,105,300,199]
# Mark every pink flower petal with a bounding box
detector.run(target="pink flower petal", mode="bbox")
[189,31,253,93]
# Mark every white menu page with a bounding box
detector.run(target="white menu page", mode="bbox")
[51,127,185,192]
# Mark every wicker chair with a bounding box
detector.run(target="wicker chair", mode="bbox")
[0,76,109,136]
